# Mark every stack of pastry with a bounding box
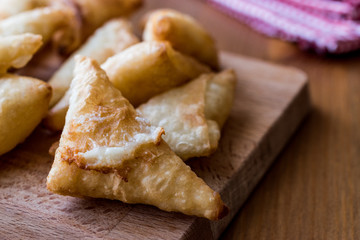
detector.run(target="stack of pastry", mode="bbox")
[0,1,236,221]
[0,0,141,156]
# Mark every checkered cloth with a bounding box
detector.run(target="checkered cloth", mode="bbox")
[208,0,360,53]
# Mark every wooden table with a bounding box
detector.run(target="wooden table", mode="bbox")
[143,0,360,239]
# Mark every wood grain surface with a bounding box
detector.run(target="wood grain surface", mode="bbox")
[141,0,360,239]
[0,46,309,239]
[3,0,354,238]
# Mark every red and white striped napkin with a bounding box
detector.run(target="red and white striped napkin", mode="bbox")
[207,0,360,53]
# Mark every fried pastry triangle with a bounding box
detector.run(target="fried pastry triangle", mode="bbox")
[137,70,236,160]
[102,41,211,107]
[0,74,51,156]
[0,33,43,73]
[143,9,219,69]
[47,56,228,220]
[43,41,211,132]
[48,18,139,107]
[0,6,80,52]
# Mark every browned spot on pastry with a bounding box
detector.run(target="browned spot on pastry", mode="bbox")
[216,204,229,221]
[49,141,59,156]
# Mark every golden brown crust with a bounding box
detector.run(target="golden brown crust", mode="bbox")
[47,56,228,220]
[137,70,236,160]
[204,69,236,128]
[0,34,43,73]
[0,5,81,53]
[54,55,165,169]
[102,41,211,107]
[143,9,219,69]
[48,18,139,107]
[48,141,228,220]
[43,90,69,131]
[0,74,51,156]
[49,140,59,156]
[43,40,210,132]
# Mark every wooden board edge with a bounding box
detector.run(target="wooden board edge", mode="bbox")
[180,218,214,240]
[213,79,311,239]
[178,55,311,239]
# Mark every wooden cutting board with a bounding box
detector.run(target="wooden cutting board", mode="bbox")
[0,52,310,239]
